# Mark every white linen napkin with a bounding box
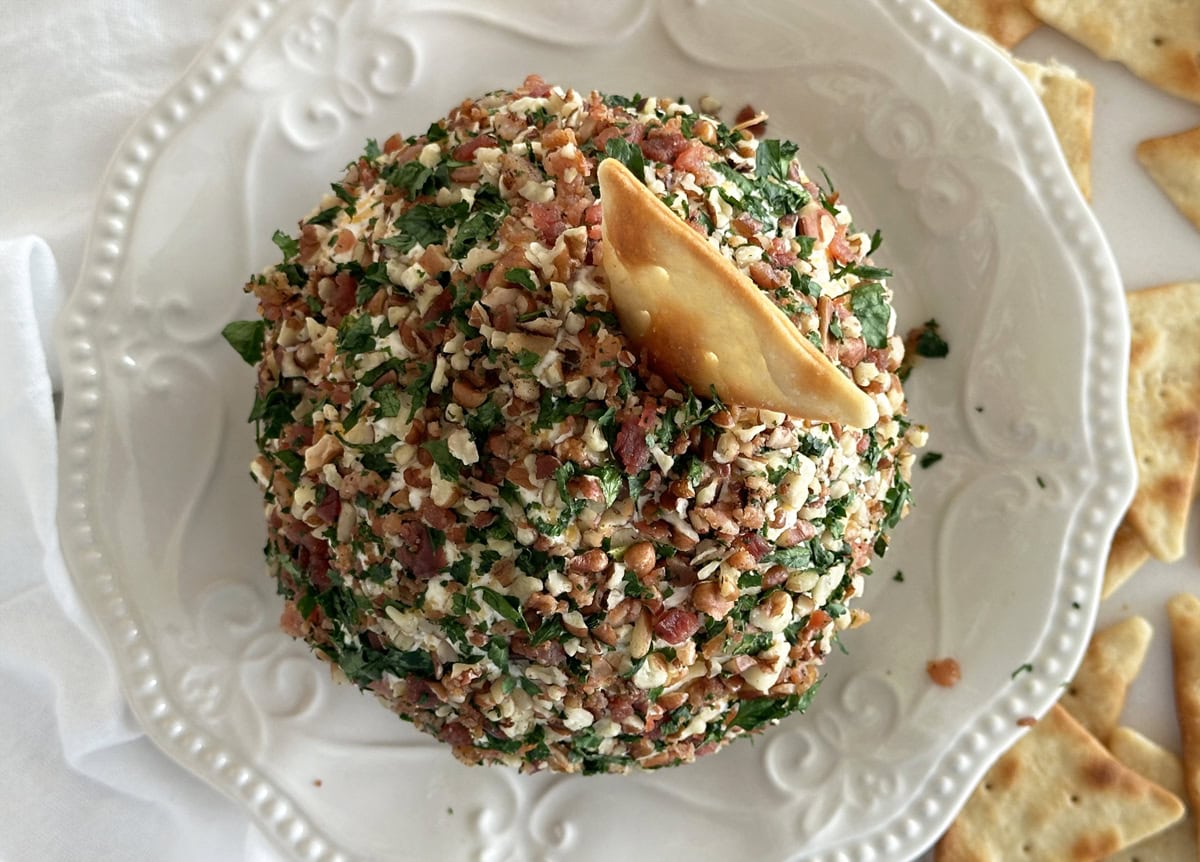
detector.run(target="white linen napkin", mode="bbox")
[0,236,270,862]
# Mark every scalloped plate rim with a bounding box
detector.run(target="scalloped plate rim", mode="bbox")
[54,0,1136,860]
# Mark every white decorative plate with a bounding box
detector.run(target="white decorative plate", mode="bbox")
[56,0,1135,859]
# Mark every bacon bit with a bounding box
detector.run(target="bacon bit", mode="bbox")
[522,74,551,98]
[927,658,962,688]
[511,634,566,665]
[452,134,497,162]
[534,453,561,480]
[314,490,341,524]
[1016,716,1038,728]
[383,133,405,154]
[743,533,772,560]
[674,140,718,183]
[828,224,855,264]
[733,105,768,136]
[312,778,323,787]
[640,130,688,164]
[330,272,357,318]
[615,403,657,474]
[654,608,701,645]
[529,201,566,244]
[395,522,447,580]
[439,722,474,747]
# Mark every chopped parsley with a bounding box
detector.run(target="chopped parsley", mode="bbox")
[603,137,646,180]
[915,319,949,358]
[919,452,943,469]
[849,282,891,349]
[221,320,267,365]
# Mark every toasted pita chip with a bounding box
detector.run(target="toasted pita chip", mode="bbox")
[1107,727,1198,862]
[1168,593,1200,852]
[1023,0,1200,105]
[936,705,1185,861]
[1125,284,1200,562]
[596,159,879,428]
[1102,517,1151,600]
[933,0,1040,48]
[1013,58,1094,200]
[1138,127,1200,233]
[1060,616,1153,744]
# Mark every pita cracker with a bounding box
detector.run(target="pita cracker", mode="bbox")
[1168,593,1200,852]
[1060,616,1153,744]
[596,158,879,428]
[1125,284,1200,562]
[1138,126,1200,233]
[936,705,1185,862]
[1106,727,1198,862]
[1013,58,1094,200]
[933,0,1039,48]
[1101,517,1151,600]
[1023,0,1200,105]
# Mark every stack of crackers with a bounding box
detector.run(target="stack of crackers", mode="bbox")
[928,0,1200,859]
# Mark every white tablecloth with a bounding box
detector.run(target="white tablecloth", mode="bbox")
[0,3,282,860]
[4,3,1199,861]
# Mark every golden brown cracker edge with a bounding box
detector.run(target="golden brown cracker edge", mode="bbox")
[933,0,1040,49]
[1124,284,1200,562]
[1102,518,1151,600]
[1013,58,1094,200]
[936,705,1184,861]
[1107,726,1199,862]
[596,159,879,428]
[1023,0,1200,105]
[1167,594,1200,853]
[1138,127,1200,234]
[1060,616,1153,744]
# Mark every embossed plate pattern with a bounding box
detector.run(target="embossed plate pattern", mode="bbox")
[57,1,1135,860]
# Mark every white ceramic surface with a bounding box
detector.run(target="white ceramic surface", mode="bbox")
[56,1,1137,860]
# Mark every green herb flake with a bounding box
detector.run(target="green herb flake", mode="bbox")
[893,570,905,583]
[505,268,537,291]
[422,438,462,480]
[336,314,376,354]
[375,386,403,418]
[603,137,646,180]
[915,319,950,358]
[919,451,943,469]
[221,320,267,365]
[271,229,299,261]
[477,587,529,632]
[731,678,822,732]
[1011,662,1034,680]
[849,282,891,349]
[307,206,342,227]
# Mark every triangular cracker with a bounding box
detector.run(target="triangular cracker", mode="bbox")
[936,705,1185,861]
[1013,58,1094,200]
[1060,616,1153,744]
[933,0,1040,48]
[1107,726,1198,862]
[1023,0,1200,105]
[1138,126,1200,233]
[1101,517,1151,600]
[1168,593,1200,853]
[1125,284,1200,562]
[596,158,879,427]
